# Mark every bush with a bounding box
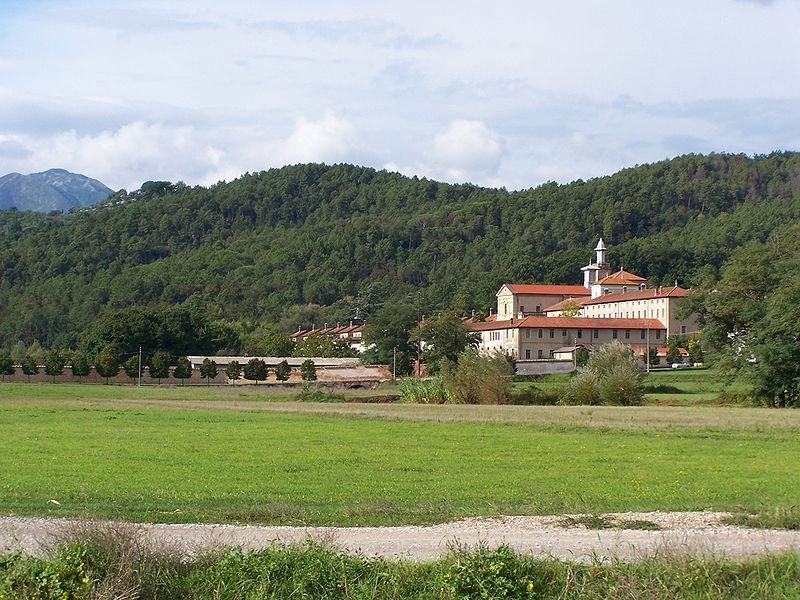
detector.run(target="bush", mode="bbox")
[445,350,514,404]
[597,364,643,406]
[561,372,601,405]
[560,341,644,406]
[442,544,534,599]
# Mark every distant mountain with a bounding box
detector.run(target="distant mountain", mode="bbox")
[0,169,114,212]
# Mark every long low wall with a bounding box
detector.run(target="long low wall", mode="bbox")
[515,360,575,376]
[0,363,391,385]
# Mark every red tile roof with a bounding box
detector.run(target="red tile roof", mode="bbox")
[541,297,591,312]
[596,269,647,285]
[581,286,689,306]
[467,315,665,331]
[542,286,688,312]
[500,283,590,296]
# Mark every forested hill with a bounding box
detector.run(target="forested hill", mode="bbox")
[1,151,799,350]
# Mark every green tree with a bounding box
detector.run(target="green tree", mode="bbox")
[665,335,686,365]
[172,356,193,385]
[21,354,38,382]
[575,346,590,368]
[559,300,582,317]
[687,333,704,365]
[443,350,513,404]
[413,312,480,375]
[647,347,660,367]
[149,350,171,384]
[199,358,218,385]
[123,354,140,383]
[44,349,65,383]
[300,359,317,381]
[275,359,291,382]
[226,360,242,381]
[0,352,14,380]
[95,348,119,384]
[293,334,357,358]
[243,358,268,384]
[244,331,295,357]
[361,300,417,376]
[70,351,91,382]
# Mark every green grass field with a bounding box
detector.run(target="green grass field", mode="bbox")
[1,380,798,526]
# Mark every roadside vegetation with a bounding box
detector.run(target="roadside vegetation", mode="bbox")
[2,532,799,599]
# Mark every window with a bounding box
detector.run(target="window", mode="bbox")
[537,349,543,359]
[538,328,543,338]
[525,349,531,359]
[525,329,530,338]
[612,329,618,339]
[549,329,554,338]
[593,329,599,339]
[681,325,687,334]
[640,330,646,340]
[562,329,567,337]
[656,330,662,340]
[535,305,541,313]
[577,329,583,339]
[520,305,524,313]
[625,329,630,339]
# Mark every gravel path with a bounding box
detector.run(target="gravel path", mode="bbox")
[2,513,799,563]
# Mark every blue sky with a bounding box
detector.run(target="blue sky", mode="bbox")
[1,0,799,191]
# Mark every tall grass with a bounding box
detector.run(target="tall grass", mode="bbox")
[2,529,799,599]
[398,377,452,404]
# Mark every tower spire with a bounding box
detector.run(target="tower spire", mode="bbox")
[595,238,607,266]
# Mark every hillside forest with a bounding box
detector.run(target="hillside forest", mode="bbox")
[1,151,800,400]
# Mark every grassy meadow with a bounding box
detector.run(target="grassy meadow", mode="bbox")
[1,373,799,526]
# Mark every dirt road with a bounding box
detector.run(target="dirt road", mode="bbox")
[2,512,799,562]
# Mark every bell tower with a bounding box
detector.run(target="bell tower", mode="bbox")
[581,238,611,288]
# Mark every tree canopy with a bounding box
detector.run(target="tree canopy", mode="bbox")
[1,153,799,358]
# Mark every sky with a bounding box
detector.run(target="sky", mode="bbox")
[1,0,799,192]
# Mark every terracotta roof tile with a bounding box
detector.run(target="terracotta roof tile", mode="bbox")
[580,286,688,306]
[501,283,590,296]
[596,269,647,285]
[467,316,665,331]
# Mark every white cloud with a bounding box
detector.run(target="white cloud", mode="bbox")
[277,112,363,165]
[431,120,506,181]
[4,122,228,190]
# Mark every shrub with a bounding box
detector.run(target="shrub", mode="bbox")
[442,544,534,599]
[597,364,643,406]
[444,350,513,404]
[561,372,601,405]
[560,341,643,406]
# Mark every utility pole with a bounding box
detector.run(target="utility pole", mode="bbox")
[138,346,142,386]
[416,291,422,378]
[393,346,397,382]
